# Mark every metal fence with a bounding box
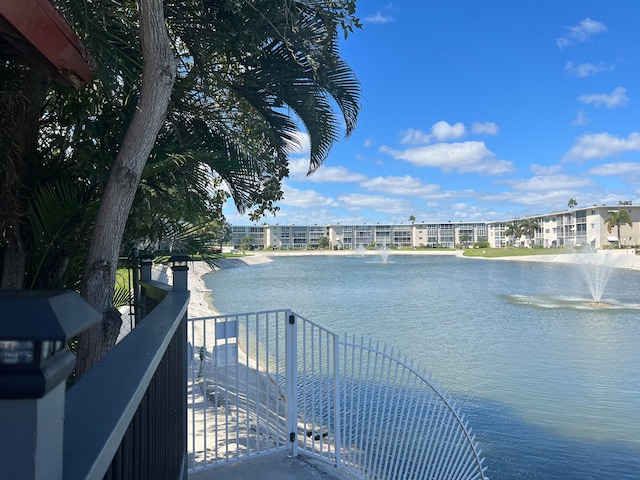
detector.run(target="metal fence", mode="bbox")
[64,279,189,480]
[187,310,487,480]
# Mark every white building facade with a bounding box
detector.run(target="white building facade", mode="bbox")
[231,203,639,251]
[231,222,488,250]
[487,204,640,249]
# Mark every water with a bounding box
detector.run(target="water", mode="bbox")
[379,244,391,263]
[203,255,640,479]
[576,252,616,303]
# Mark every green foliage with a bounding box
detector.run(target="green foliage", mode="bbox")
[1,0,363,292]
[605,209,633,248]
[26,179,96,290]
[317,236,331,249]
[503,222,520,246]
[241,235,254,251]
[605,209,633,233]
[519,218,541,246]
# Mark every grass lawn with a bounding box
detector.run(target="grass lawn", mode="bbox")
[462,248,573,258]
[115,268,132,290]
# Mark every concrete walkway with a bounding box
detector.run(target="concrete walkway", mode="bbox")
[188,451,354,480]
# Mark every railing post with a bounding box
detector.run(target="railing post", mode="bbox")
[138,253,154,323]
[170,254,189,479]
[131,248,140,326]
[0,292,100,480]
[170,254,190,292]
[139,253,153,282]
[286,310,298,457]
[332,332,342,469]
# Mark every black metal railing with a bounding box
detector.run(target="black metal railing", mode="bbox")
[63,263,189,480]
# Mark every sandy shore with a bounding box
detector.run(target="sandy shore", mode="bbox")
[187,256,273,318]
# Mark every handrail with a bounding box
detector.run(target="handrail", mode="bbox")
[187,310,488,480]
[63,289,189,479]
[339,335,486,478]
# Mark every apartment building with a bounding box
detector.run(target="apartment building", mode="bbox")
[487,203,640,248]
[231,222,488,250]
[231,203,639,251]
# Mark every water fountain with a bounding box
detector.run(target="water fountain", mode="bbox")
[379,244,390,263]
[506,250,626,310]
[576,251,615,306]
[355,244,366,256]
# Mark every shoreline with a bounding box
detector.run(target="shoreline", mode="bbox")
[187,256,273,318]
[187,249,640,316]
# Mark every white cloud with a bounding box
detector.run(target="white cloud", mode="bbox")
[431,121,465,141]
[363,12,393,24]
[285,131,310,155]
[557,18,607,49]
[578,87,628,109]
[400,128,431,145]
[503,175,594,192]
[380,141,515,175]
[360,175,442,198]
[288,158,367,183]
[471,122,499,135]
[338,193,411,215]
[530,164,563,175]
[588,162,640,178]
[564,61,614,78]
[400,121,465,144]
[280,184,339,208]
[363,137,375,148]
[563,132,640,162]
[288,158,313,179]
[570,110,590,126]
[482,189,581,208]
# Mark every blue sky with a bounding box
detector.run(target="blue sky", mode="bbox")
[224,1,640,226]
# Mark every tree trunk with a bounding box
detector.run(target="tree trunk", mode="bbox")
[0,70,49,288]
[75,0,176,378]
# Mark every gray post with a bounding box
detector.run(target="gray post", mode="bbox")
[139,253,153,282]
[170,254,190,292]
[138,253,154,323]
[0,291,100,480]
[0,382,66,480]
[131,248,140,326]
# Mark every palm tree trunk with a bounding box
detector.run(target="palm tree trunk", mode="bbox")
[76,0,176,379]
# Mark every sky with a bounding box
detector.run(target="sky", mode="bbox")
[224,1,640,226]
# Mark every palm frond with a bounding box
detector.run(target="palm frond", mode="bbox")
[26,179,95,289]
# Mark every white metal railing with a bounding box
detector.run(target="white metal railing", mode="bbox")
[187,310,488,480]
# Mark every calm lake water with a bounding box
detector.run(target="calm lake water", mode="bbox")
[204,254,640,479]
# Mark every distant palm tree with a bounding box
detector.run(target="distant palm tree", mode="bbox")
[503,222,520,247]
[409,215,416,224]
[568,198,578,209]
[519,218,541,247]
[606,210,633,248]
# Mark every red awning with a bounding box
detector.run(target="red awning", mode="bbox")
[0,0,92,87]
